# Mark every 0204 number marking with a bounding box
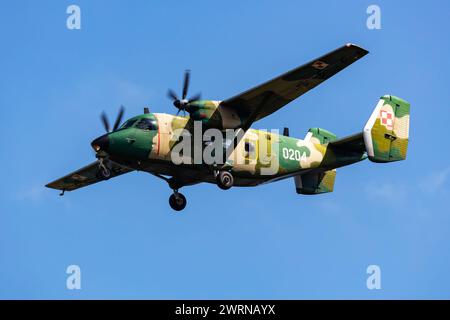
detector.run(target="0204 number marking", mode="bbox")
[282,147,306,161]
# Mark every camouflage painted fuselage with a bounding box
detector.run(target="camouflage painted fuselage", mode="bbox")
[45,95,409,197]
[102,94,409,192]
[105,107,362,189]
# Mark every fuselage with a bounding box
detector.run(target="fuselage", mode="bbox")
[91,111,366,187]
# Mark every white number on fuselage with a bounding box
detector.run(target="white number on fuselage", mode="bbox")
[282,148,303,161]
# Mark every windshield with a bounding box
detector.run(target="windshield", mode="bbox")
[135,118,157,131]
[119,119,138,130]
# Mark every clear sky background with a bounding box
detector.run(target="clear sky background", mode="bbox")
[1,0,449,299]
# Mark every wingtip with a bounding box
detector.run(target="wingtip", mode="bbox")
[346,43,369,54]
[45,182,58,190]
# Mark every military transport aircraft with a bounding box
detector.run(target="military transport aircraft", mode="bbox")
[46,43,410,211]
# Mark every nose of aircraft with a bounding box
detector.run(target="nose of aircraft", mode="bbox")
[91,134,110,152]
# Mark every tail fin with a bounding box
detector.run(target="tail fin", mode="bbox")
[363,95,410,162]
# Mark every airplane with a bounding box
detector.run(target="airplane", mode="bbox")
[46,43,411,211]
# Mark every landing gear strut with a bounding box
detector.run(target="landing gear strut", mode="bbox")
[96,158,111,180]
[216,171,234,190]
[149,174,188,212]
[169,190,187,211]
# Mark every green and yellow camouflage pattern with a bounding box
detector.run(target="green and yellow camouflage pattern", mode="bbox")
[45,44,410,201]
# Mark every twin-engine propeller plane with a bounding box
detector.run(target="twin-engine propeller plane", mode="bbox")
[46,43,411,211]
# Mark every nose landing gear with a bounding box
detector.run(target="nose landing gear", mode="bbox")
[169,190,187,211]
[96,158,111,180]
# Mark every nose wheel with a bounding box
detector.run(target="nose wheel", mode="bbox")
[169,191,187,211]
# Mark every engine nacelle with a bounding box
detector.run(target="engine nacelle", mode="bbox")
[187,100,243,130]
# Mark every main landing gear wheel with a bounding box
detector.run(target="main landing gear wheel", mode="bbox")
[216,171,234,190]
[169,192,187,211]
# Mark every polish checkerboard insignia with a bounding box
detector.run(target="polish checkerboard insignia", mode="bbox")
[380,110,394,130]
[312,60,329,70]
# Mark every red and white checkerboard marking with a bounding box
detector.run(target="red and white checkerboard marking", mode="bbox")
[380,110,394,130]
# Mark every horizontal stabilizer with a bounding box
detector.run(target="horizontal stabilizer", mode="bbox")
[294,170,336,195]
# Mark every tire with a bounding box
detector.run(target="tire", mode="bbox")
[169,193,187,211]
[216,171,234,190]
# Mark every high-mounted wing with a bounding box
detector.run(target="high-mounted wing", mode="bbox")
[45,161,133,192]
[220,43,368,130]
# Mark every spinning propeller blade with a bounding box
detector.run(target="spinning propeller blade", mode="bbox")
[100,106,126,133]
[168,70,201,114]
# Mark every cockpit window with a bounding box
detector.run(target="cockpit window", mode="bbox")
[136,118,157,131]
[119,119,138,130]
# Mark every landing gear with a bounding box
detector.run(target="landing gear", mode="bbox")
[169,191,187,211]
[97,166,111,180]
[149,174,188,212]
[216,171,234,190]
[96,158,111,180]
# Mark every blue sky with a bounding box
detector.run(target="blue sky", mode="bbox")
[1,0,450,299]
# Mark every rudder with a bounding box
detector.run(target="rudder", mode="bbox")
[363,95,410,162]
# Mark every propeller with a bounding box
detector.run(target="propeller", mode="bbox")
[167,70,201,115]
[100,105,125,133]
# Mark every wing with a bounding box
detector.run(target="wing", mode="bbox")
[45,161,133,192]
[220,43,368,130]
